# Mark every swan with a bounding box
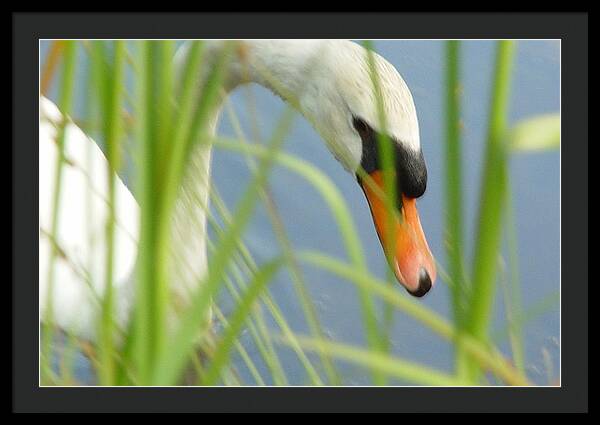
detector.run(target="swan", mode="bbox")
[39,40,436,342]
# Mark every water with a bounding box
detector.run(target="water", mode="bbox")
[41,40,560,385]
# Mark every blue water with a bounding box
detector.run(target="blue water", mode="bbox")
[41,40,560,385]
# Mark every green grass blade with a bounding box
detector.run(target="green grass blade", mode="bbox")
[223,98,338,384]
[41,40,77,384]
[148,41,177,369]
[202,259,283,385]
[362,41,400,385]
[213,306,267,386]
[298,250,531,386]
[275,334,468,386]
[132,40,153,383]
[214,136,382,383]
[491,290,559,343]
[151,109,296,385]
[212,241,290,385]
[212,139,368,277]
[172,174,292,385]
[509,113,560,152]
[205,224,290,385]
[41,41,65,96]
[502,178,525,374]
[444,40,471,379]
[465,40,517,381]
[445,40,468,322]
[98,40,126,386]
[211,185,322,384]
[192,130,531,385]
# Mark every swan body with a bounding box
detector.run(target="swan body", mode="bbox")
[39,98,139,340]
[40,40,435,341]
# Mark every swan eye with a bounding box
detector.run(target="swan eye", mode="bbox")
[353,115,427,201]
[352,116,371,137]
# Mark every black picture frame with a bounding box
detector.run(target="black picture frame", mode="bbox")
[12,12,588,413]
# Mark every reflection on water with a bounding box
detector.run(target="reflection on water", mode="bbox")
[41,40,560,385]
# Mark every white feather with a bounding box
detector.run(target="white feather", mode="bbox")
[39,97,138,340]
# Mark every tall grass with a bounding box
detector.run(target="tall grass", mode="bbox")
[463,41,516,382]
[41,40,77,384]
[444,41,471,379]
[40,40,558,387]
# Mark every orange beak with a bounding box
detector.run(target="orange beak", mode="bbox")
[360,171,436,297]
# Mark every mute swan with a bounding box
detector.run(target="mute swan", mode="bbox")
[39,40,436,342]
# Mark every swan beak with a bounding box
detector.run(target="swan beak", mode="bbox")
[360,171,436,297]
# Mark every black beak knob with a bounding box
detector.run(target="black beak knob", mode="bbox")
[407,268,432,298]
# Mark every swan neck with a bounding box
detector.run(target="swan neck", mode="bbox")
[170,40,328,299]
[203,40,327,104]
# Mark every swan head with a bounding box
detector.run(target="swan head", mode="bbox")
[193,40,436,296]
[298,42,436,296]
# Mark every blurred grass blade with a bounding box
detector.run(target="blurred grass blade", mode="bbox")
[509,113,560,152]
[214,134,382,384]
[212,135,397,383]
[202,259,283,385]
[148,41,177,373]
[298,250,531,386]
[133,41,232,385]
[276,334,468,386]
[206,232,290,385]
[132,40,153,384]
[41,41,65,96]
[445,40,468,321]
[208,189,317,385]
[466,40,516,381]
[492,290,559,343]
[212,306,267,386]
[444,40,471,379]
[213,138,369,277]
[41,40,77,384]
[98,40,126,386]
[151,109,296,385]
[363,42,400,383]
[185,179,292,385]
[503,178,525,373]
[223,98,338,385]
